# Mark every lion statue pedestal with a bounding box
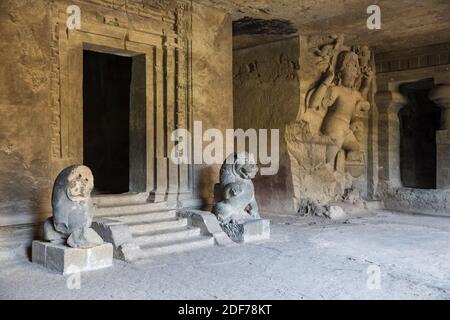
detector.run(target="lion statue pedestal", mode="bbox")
[32,165,113,274]
[212,152,270,243]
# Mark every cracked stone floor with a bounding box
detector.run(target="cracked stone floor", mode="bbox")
[1,210,450,300]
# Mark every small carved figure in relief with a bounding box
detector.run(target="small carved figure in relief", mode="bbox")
[314,35,344,69]
[43,165,104,248]
[352,45,372,89]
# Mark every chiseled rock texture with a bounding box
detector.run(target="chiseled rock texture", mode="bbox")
[384,188,450,217]
[191,2,234,208]
[0,0,53,226]
[233,36,300,214]
[197,0,450,53]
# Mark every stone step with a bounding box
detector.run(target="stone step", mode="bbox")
[92,193,149,207]
[111,210,177,224]
[87,199,217,262]
[129,218,188,235]
[137,236,215,259]
[95,202,177,217]
[133,227,201,246]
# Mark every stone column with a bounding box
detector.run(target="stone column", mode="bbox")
[430,84,450,189]
[375,91,408,191]
[165,44,180,202]
[175,43,192,200]
[149,45,168,202]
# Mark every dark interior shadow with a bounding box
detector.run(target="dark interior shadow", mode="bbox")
[399,78,441,189]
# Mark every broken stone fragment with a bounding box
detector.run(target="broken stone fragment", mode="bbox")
[178,209,234,246]
[297,198,330,217]
[297,198,347,220]
[327,206,348,220]
[91,218,143,261]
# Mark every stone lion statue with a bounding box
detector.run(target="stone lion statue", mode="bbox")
[43,165,104,248]
[212,152,260,224]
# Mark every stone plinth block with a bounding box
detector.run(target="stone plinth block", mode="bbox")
[242,219,270,242]
[32,241,113,275]
[223,219,270,243]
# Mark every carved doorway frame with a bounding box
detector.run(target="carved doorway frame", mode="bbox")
[49,1,193,202]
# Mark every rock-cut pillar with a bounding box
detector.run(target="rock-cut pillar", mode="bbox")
[375,91,408,192]
[430,84,450,189]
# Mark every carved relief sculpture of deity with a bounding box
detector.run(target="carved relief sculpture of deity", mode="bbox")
[307,48,373,171]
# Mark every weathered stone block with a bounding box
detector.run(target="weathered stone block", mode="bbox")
[31,239,46,266]
[116,243,142,262]
[328,206,348,220]
[91,218,142,262]
[92,218,132,247]
[32,241,113,275]
[179,209,233,246]
[221,219,270,243]
[384,188,450,216]
[240,219,271,243]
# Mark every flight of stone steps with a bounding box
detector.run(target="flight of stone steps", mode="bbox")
[92,194,215,262]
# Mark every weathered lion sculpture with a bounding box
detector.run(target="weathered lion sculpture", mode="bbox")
[43,165,104,248]
[212,152,260,224]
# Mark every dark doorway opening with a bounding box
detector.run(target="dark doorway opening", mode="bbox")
[399,78,441,189]
[83,50,132,194]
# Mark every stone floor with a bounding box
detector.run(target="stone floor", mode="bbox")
[1,210,450,300]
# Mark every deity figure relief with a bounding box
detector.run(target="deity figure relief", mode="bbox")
[308,49,373,170]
